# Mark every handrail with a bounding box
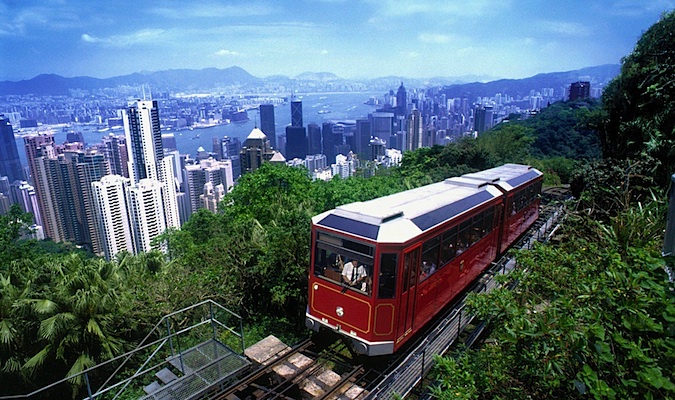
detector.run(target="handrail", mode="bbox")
[0,299,244,400]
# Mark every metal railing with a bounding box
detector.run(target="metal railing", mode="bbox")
[0,299,244,400]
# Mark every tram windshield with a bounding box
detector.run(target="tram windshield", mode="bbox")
[313,231,374,295]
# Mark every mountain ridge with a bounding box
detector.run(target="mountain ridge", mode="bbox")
[0,64,620,96]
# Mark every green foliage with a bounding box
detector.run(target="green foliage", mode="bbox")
[0,254,135,396]
[599,10,675,184]
[397,138,494,184]
[432,202,675,399]
[0,204,34,267]
[570,157,660,222]
[490,100,602,161]
[476,124,535,165]
[527,156,579,186]
[221,163,313,224]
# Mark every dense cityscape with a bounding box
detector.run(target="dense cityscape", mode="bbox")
[0,73,598,260]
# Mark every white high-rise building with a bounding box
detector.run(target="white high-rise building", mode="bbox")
[92,175,134,260]
[200,182,226,213]
[124,100,164,184]
[158,155,180,229]
[127,179,167,254]
[183,157,233,215]
[122,99,181,253]
[332,154,354,179]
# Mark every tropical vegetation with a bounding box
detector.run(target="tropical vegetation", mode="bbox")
[0,10,674,399]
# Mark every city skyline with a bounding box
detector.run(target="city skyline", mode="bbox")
[1,1,672,81]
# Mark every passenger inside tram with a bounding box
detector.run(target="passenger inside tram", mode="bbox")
[420,260,437,281]
[341,259,369,290]
[314,247,373,294]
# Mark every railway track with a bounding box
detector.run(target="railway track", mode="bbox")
[204,191,569,400]
[206,337,383,400]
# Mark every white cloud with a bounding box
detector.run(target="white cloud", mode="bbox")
[606,0,675,16]
[320,49,329,54]
[81,33,99,43]
[214,49,242,56]
[150,3,277,19]
[80,29,165,46]
[370,0,511,18]
[0,4,85,36]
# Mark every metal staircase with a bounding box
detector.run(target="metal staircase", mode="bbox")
[0,300,250,400]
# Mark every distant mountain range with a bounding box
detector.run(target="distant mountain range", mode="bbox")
[0,65,620,97]
[440,64,621,99]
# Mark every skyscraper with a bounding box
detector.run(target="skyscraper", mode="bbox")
[396,82,407,117]
[219,136,242,180]
[25,135,60,240]
[291,98,303,127]
[123,99,180,231]
[569,81,591,101]
[0,115,23,182]
[76,151,110,254]
[101,134,129,177]
[321,122,336,164]
[92,175,134,260]
[123,100,163,183]
[371,112,395,144]
[307,123,322,155]
[184,158,233,214]
[406,107,423,151]
[28,149,109,251]
[473,104,494,134]
[240,128,275,174]
[259,104,277,150]
[355,119,372,161]
[127,179,167,254]
[285,126,308,160]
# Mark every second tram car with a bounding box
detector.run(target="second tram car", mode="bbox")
[305,164,543,355]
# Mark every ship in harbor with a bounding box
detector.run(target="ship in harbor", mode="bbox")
[227,106,250,123]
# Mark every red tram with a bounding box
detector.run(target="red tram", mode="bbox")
[305,164,543,355]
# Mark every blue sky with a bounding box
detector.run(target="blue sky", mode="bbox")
[1,0,673,81]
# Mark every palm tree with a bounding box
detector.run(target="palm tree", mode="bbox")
[22,255,129,395]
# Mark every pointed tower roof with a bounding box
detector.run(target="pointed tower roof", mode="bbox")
[269,151,286,163]
[247,127,267,140]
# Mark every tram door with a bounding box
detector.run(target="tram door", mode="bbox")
[397,246,421,341]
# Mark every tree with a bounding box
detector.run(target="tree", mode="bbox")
[599,11,675,183]
[476,124,535,165]
[0,204,34,268]
[432,201,675,399]
[20,255,131,396]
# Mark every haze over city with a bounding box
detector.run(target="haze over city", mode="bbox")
[1,0,673,81]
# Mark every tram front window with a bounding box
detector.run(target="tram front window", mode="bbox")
[313,232,374,295]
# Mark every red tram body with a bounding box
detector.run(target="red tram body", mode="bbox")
[305,164,543,355]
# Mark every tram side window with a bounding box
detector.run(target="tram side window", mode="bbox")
[483,207,495,234]
[421,237,440,281]
[471,213,483,245]
[510,183,540,216]
[378,253,397,299]
[457,220,472,253]
[440,226,458,266]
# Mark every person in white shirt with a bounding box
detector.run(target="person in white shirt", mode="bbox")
[341,260,368,291]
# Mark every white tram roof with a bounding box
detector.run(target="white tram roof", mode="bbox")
[461,163,542,191]
[313,175,504,244]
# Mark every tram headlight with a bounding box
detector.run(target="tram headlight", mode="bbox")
[336,306,344,317]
